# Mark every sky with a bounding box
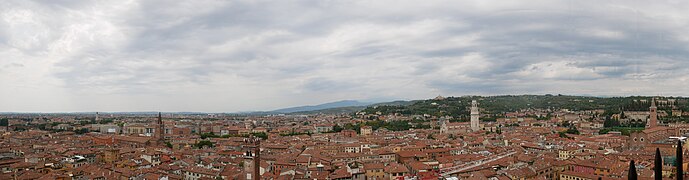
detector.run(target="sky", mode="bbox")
[1,0,689,112]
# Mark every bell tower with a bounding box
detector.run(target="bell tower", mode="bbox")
[157,112,165,145]
[470,100,480,132]
[648,98,658,128]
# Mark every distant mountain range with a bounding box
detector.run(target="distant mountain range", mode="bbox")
[10,95,673,116]
[0,100,408,115]
[271,100,375,113]
[279,100,417,115]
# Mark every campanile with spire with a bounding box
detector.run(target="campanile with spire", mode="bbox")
[648,98,658,128]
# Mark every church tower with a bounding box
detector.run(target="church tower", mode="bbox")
[470,100,480,132]
[648,98,658,128]
[243,137,261,180]
[157,112,165,145]
[440,117,449,134]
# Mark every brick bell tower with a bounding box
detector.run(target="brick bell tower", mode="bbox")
[157,112,165,145]
[648,98,658,128]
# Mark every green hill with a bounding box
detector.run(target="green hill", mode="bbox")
[359,95,689,118]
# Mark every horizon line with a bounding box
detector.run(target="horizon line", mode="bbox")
[0,94,683,114]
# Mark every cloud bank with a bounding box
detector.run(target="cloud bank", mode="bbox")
[1,0,689,112]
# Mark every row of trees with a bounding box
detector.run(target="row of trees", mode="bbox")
[0,118,8,127]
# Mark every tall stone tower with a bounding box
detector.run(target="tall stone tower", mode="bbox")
[648,98,658,128]
[157,112,165,145]
[243,137,261,180]
[104,148,120,165]
[439,117,447,134]
[243,152,255,180]
[470,100,480,132]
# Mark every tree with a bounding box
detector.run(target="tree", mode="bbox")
[604,116,620,127]
[332,124,343,132]
[343,123,361,134]
[558,132,569,138]
[74,128,89,134]
[677,140,683,180]
[621,111,626,119]
[166,142,173,149]
[506,123,520,127]
[655,148,662,180]
[629,160,638,180]
[251,132,268,140]
[0,118,8,126]
[566,127,580,135]
[99,119,114,124]
[194,140,214,149]
[200,132,218,139]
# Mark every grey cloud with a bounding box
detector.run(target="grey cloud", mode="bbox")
[302,77,356,92]
[5,63,24,68]
[429,80,543,95]
[420,48,472,58]
[4,0,689,112]
[441,7,689,82]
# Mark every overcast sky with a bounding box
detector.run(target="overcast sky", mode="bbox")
[1,0,689,112]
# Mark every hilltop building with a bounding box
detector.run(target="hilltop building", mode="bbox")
[360,126,373,136]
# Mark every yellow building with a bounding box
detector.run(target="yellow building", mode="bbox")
[361,126,373,136]
[560,170,598,180]
[384,163,409,180]
[364,163,385,180]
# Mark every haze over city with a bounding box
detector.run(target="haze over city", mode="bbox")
[2,0,689,112]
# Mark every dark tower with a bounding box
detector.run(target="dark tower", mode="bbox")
[243,136,261,180]
[253,137,260,180]
[678,140,683,180]
[157,112,165,145]
[656,148,662,180]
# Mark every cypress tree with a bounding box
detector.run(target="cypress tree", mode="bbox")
[656,148,662,180]
[679,140,683,180]
[629,160,637,180]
